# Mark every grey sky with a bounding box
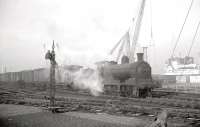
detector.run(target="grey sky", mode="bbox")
[0,0,200,73]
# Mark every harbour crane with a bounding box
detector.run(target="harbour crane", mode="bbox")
[109,0,146,63]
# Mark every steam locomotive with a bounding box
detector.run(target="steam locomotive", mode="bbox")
[0,53,159,98]
[98,53,159,97]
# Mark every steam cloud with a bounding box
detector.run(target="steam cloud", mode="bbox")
[50,45,104,96]
[64,67,103,96]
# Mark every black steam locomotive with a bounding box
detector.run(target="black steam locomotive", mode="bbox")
[0,53,159,98]
[98,53,158,97]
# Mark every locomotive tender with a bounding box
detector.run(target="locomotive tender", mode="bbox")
[99,53,158,97]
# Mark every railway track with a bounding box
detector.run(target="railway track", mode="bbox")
[0,83,200,126]
[153,88,200,100]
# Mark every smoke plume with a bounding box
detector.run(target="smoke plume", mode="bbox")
[64,66,103,96]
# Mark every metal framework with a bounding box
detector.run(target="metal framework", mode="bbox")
[45,40,56,112]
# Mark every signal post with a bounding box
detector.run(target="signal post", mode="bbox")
[45,40,56,112]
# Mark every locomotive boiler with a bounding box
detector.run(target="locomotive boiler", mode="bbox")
[99,53,157,97]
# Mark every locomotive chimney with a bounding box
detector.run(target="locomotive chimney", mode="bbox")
[137,53,144,62]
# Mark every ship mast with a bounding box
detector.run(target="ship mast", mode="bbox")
[171,0,194,58]
[187,21,200,57]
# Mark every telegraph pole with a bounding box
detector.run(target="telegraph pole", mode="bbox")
[45,40,56,112]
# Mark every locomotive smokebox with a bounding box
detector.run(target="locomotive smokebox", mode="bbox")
[137,53,144,62]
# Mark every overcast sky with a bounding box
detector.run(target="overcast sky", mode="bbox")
[0,0,200,73]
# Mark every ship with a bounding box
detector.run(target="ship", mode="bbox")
[164,56,200,75]
[159,0,200,92]
[160,55,200,93]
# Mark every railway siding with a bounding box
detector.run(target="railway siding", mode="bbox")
[0,82,200,126]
